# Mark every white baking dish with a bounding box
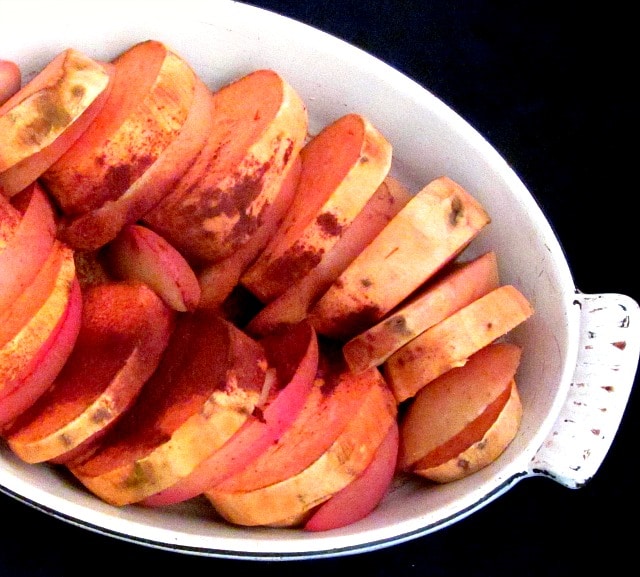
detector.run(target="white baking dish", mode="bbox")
[1,0,638,561]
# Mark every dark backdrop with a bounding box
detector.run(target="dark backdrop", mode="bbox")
[1,1,637,575]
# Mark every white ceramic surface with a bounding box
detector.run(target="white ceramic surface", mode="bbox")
[1,0,638,560]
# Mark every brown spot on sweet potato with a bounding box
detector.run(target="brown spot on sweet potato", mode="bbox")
[316,211,343,237]
[449,195,464,226]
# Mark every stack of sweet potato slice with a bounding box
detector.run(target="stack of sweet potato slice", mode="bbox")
[0,39,534,532]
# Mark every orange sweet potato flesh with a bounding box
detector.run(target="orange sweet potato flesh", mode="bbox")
[41,40,194,215]
[342,251,500,374]
[0,60,21,106]
[142,69,308,264]
[307,176,491,341]
[241,113,393,303]
[384,285,533,403]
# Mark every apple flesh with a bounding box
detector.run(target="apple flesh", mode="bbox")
[398,342,523,480]
[105,224,201,312]
[4,281,175,464]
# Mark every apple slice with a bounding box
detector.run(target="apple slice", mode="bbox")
[0,233,67,349]
[0,60,21,106]
[307,176,491,341]
[245,175,412,337]
[240,113,393,304]
[105,224,200,312]
[4,282,175,464]
[205,358,397,527]
[197,155,302,310]
[0,49,113,197]
[141,319,318,507]
[342,251,500,374]
[68,311,268,506]
[41,40,196,217]
[0,243,81,426]
[384,284,534,403]
[142,68,308,264]
[399,343,523,482]
[0,183,57,313]
[57,73,216,250]
[304,420,399,532]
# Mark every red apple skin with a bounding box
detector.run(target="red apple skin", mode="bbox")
[141,320,319,507]
[0,276,82,427]
[0,60,21,106]
[304,420,399,532]
[0,183,56,314]
[105,224,200,312]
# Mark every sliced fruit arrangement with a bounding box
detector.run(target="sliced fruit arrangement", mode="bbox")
[0,40,535,532]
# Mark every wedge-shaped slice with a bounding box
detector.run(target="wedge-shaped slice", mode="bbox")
[399,343,523,482]
[304,420,399,532]
[246,176,411,337]
[4,282,175,464]
[57,73,216,250]
[41,40,196,217]
[68,311,268,506]
[0,49,113,197]
[307,176,491,341]
[142,320,318,507]
[197,156,302,310]
[0,183,56,313]
[206,361,397,527]
[343,251,500,374]
[385,285,533,403]
[105,224,200,312]
[0,60,21,105]
[241,113,393,303]
[0,243,81,426]
[143,69,308,264]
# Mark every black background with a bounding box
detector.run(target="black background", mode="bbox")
[1,1,638,575]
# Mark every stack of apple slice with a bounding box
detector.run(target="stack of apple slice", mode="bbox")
[0,39,534,532]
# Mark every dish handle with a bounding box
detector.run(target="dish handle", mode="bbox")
[528,292,640,488]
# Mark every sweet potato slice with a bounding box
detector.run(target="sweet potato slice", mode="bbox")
[398,343,523,482]
[342,251,500,374]
[56,73,216,250]
[68,312,268,506]
[384,285,533,403]
[142,69,308,264]
[0,49,113,197]
[205,359,397,527]
[240,113,393,303]
[4,282,175,464]
[304,420,399,532]
[307,176,491,341]
[197,155,302,310]
[246,175,412,337]
[141,320,318,507]
[41,40,196,216]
